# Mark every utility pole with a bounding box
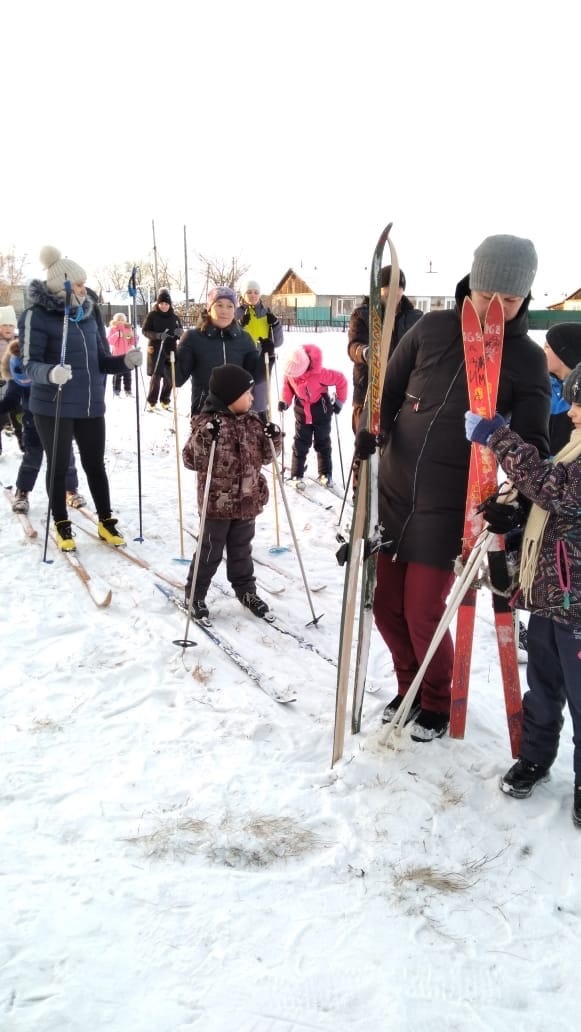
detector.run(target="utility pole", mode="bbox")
[183,225,189,320]
[152,219,159,297]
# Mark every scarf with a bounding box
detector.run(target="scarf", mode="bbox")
[519,428,581,604]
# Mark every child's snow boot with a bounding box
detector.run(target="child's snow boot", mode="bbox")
[239,592,270,618]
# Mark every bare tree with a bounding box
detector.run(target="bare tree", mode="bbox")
[0,247,29,303]
[197,254,250,296]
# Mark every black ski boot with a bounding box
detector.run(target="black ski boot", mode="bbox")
[499,758,550,799]
[381,694,420,725]
[239,592,270,618]
[409,708,449,742]
[191,599,210,622]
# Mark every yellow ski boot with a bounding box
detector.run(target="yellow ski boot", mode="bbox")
[54,519,76,551]
[98,517,126,547]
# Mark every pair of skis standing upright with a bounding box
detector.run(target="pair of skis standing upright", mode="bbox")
[332,224,523,766]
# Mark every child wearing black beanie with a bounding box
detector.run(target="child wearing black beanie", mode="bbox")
[181,364,282,621]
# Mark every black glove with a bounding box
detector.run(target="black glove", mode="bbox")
[277,400,288,412]
[259,337,275,358]
[263,422,281,439]
[354,429,384,459]
[477,491,528,535]
[332,400,342,414]
[205,417,221,440]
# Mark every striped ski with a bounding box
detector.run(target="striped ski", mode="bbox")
[332,221,396,765]
[449,295,522,755]
[350,227,400,736]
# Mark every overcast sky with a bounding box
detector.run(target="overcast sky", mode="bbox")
[5,0,579,302]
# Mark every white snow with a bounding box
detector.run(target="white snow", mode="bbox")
[1,330,579,1032]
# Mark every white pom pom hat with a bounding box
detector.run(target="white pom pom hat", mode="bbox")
[40,245,87,294]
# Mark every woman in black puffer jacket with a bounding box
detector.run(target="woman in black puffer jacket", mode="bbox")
[356,235,551,741]
[20,246,143,549]
[141,288,183,409]
[172,286,258,416]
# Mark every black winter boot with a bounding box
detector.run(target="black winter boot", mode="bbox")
[239,592,269,618]
[409,708,449,742]
[499,758,550,799]
[381,694,421,725]
[191,599,210,621]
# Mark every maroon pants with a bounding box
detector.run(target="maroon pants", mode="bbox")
[373,555,455,714]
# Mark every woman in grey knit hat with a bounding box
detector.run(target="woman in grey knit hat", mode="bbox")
[354,234,551,742]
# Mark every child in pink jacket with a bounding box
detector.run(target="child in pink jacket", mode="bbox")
[278,342,348,487]
[107,313,136,396]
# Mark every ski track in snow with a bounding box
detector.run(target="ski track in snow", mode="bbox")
[1,331,580,1032]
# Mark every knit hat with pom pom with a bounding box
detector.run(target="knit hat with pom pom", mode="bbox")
[0,305,17,326]
[284,346,310,378]
[40,245,87,295]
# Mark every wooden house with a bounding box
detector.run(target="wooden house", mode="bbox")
[268,266,456,326]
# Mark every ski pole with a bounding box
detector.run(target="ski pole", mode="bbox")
[382,529,494,743]
[264,355,288,554]
[332,393,345,489]
[266,437,323,626]
[173,428,219,653]
[338,455,355,526]
[42,279,72,564]
[272,358,286,474]
[169,351,188,563]
[128,267,144,541]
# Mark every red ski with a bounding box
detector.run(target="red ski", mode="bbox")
[450,296,522,756]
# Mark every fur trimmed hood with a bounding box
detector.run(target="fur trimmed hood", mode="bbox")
[0,338,18,380]
[26,279,98,320]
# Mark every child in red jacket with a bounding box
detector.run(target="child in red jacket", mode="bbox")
[278,343,348,488]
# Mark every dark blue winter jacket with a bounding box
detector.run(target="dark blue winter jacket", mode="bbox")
[172,320,258,415]
[20,282,127,420]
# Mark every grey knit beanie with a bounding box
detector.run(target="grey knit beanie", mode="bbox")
[40,245,87,295]
[469,235,538,297]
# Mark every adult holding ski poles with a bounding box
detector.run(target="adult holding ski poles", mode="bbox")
[354,234,551,742]
[171,286,258,416]
[20,245,143,551]
[142,288,182,411]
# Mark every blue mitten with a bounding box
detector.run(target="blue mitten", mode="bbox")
[465,411,506,445]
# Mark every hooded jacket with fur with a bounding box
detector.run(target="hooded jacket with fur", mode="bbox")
[20,281,128,419]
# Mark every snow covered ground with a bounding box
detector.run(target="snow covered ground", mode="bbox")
[1,330,580,1032]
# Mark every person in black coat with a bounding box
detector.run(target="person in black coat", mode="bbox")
[172,286,258,416]
[355,234,551,741]
[347,266,423,434]
[21,246,143,550]
[141,288,183,410]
